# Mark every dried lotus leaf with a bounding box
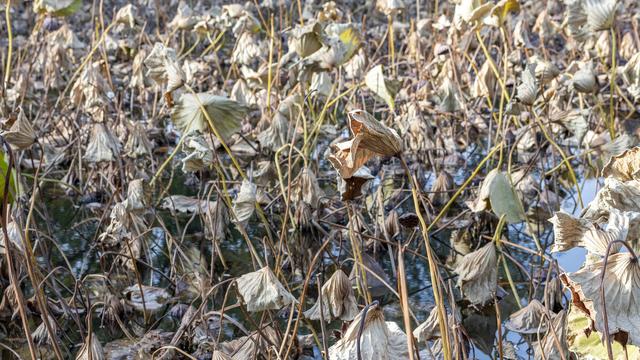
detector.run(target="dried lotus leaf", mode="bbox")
[488,170,525,223]
[504,299,548,334]
[516,63,537,105]
[161,195,215,214]
[2,110,36,150]
[83,123,121,164]
[603,146,640,181]
[328,110,401,179]
[304,269,358,321]
[328,305,408,360]
[437,78,462,113]
[144,43,185,97]
[236,267,296,312]
[171,93,246,140]
[454,241,498,305]
[549,211,591,252]
[233,180,257,226]
[572,66,598,93]
[365,65,398,111]
[584,0,617,32]
[564,252,640,347]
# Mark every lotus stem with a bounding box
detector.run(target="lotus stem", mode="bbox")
[399,155,451,360]
[4,0,12,88]
[608,27,617,139]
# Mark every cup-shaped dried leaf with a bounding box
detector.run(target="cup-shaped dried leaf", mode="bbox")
[516,63,538,105]
[289,21,323,57]
[2,110,36,150]
[453,0,493,29]
[504,299,548,334]
[337,166,375,200]
[292,167,324,208]
[471,169,524,223]
[572,65,598,93]
[365,65,397,110]
[563,252,640,347]
[304,269,358,321]
[328,110,401,179]
[171,93,246,140]
[305,23,362,69]
[549,211,591,252]
[584,0,617,32]
[472,61,496,99]
[236,266,296,312]
[233,180,257,227]
[413,306,458,343]
[454,241,497,305]
[430,170,454,206]
[168,1,197,30]
[328,304,409,360]
[83,123,121,164]
[144,43,185,96]
[125,179,150,213]
[232,32,266,65]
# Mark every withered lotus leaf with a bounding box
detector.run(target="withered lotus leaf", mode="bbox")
[454,241,498,306]
[328,304,409,360]
[328,110,402,179]
[236,267,296,312]
[304,269,358,321]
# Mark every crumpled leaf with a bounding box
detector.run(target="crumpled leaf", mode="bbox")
[232,180,257,226]
[161,195,216,214]
[236,267,296,312]
[328,110,402,179]
[603,146,640,181]
[144,43,186,97]
[516,63,538,105]
[413,306,458,343]
[83,123,121,164]
[328,304,408,360]
[304,269,358,321]
[289,21,323,58]
[504,299,549,334]
[454,241,498,305]
[365,65,398,110]
[2,109,37,150]
[181,133,214,172]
